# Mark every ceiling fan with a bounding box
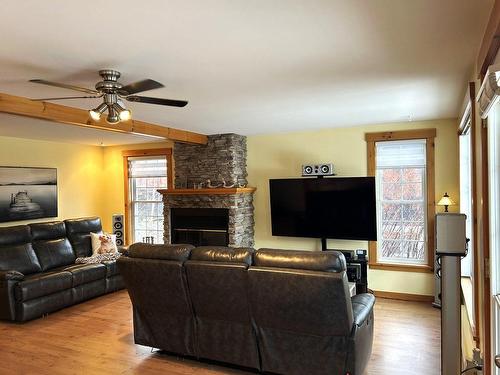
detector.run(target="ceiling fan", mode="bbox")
[29,69,188,124]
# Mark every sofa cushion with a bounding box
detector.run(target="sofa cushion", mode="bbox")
[62,264,106,286]
[15,270,72,302]
[30,221,66,241]
[0,225,41,275]
[0,243,42,275]
[32,238,76,271]
[189,246,254,265]
[254,248,346,272]
[102,260,119,277]
[128,243,193,261]
[65,217,102,258]
[0,225,32,247]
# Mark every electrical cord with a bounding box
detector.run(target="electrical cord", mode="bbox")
[461,364,483,373]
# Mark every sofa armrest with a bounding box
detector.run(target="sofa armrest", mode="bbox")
[352,293,375,326]
[117,245,129,256]
[0,270,24,321]
[347,293,375,375]
[0,270,24,281]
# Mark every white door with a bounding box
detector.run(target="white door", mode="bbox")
[489,103,500,374]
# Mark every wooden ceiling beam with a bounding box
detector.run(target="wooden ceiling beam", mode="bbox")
[0,92,208,145]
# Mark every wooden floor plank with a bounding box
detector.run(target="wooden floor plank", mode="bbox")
[0,291,440,374]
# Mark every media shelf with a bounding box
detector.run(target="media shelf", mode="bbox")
[344,257,368,295]
[321,246,368,295]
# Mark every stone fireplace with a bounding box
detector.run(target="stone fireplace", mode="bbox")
[159,134,255,248]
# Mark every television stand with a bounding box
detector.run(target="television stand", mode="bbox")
[320,238,368,294]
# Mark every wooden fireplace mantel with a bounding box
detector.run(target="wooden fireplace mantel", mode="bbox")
[158,187,256,196]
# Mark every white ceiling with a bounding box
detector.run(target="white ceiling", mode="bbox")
[0,0,494,145]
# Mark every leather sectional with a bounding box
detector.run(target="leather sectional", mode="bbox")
[118,244,375,375]
[0,217,124,322]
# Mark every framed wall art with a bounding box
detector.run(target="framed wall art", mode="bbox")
[0,166,58,223]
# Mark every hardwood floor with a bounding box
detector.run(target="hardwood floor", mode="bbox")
[366,297,441,375]
[0,291,440,375]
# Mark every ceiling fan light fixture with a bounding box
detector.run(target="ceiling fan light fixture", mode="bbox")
[113,103,132,121]
[106,106,120,124]
[119,109,132,121]
[89,102,107,121]
[30,70,188,124]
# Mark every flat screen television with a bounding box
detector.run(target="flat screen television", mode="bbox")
[269,177,377,241]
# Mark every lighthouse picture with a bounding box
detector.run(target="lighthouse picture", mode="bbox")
[0,167,57,223]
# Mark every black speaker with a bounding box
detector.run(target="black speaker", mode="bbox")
[112,214,125,246]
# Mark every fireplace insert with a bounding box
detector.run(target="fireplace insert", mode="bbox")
[170,208,229,246]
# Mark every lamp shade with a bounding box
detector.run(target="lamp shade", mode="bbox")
[438,193,455,207]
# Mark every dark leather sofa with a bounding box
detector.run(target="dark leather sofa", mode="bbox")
[0,217,125,322]
[118,244,375,375]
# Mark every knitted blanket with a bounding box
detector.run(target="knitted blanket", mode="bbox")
[75,252,121,264]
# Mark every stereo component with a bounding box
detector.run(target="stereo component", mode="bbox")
[302,163,335,176]
[355,249,367,260]
[341,250,355,260]
[112,214,125,246]
[346,263,362,282]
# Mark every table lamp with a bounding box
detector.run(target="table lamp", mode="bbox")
[437,192,455,212]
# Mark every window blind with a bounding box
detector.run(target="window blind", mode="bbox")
[376,139,426,168]
[128,156,167,178]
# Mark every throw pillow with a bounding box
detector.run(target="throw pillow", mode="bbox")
[90,232,118,255]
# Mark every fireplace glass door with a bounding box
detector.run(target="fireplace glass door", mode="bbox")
[171,208,229,246]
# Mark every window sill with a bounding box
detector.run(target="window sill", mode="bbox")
[368,262,433,273]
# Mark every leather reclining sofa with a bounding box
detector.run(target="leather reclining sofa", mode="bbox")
[0,217,124,322]
[118,244,375,375]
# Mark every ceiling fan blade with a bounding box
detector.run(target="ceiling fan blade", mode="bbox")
[126,95,188,107]
[29,79,98,94]
[118,79,164,95]
[31,95,102,101]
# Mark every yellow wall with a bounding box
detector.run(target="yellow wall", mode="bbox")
[0,134,172,235]
[0,119,459,296]
[247,119,459,296]
[0,135,104,227]
[100,141,173,232]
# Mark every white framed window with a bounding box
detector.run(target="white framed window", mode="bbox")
[128,156,167,244]
[123,149,172,245]
[375,139,428,265]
